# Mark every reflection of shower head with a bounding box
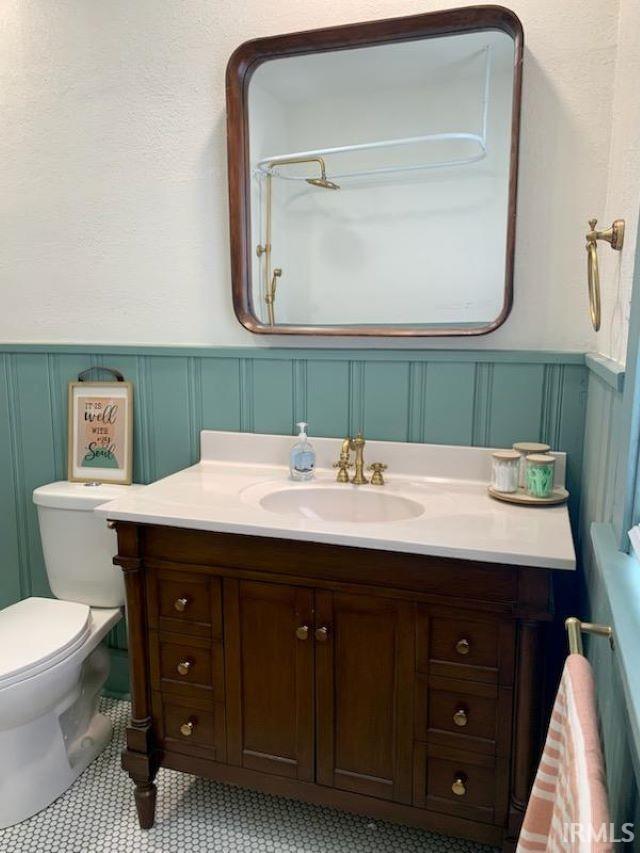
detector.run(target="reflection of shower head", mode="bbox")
[306,159,340,190]
[264,155,340,190]
[306,176,340,190]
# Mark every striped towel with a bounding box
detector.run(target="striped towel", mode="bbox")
[517,654,611,852]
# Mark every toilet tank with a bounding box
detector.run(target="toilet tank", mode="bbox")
[33,482,143,608]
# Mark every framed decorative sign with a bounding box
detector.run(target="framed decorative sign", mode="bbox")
[67,378,133,484]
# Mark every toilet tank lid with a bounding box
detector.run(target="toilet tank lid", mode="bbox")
[33,481,143,510]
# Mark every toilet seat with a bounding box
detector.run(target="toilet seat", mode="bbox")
[0,598,91,689]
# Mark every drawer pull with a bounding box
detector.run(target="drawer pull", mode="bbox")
[180,718,196,737]
[315,626,329,643]
[174,596,190,612]
[296,625,309,641]
[455,638,470,656]
[453,707,468,727]
[176,659,193,676]
[451,774,467,797]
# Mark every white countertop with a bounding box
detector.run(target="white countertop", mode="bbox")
[96,431,576,571]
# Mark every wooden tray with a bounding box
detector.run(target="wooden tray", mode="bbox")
[488,485,569,506]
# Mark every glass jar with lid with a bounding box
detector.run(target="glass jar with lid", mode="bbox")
[525,454,556,498]
[513,441,551,487]
[491,450,520,493]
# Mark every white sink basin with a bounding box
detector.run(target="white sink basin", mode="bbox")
[259,487,424,523]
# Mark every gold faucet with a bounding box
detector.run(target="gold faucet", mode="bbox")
[333,438,352,483]
[350,434,368,485]
[333,434,369,485]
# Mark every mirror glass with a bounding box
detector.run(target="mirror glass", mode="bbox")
[233,13,521,335]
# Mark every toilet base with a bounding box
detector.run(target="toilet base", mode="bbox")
[0,637,117,828]
[0,710,114,829]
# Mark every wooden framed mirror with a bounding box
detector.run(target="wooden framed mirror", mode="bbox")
[226,6,523,337]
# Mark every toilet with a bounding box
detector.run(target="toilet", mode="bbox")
[0,481,141,828]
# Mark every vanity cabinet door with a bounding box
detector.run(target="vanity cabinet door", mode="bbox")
[314,591,414,803]
[223,579,315,781]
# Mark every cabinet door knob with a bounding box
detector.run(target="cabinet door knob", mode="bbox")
[451,774,467,796]
[453,707,468,727]
[455,638,470,656]
[315,626,329,642]
[176,659,193,676]
[180,718,196,737]
[174,596,190,612]
[295,625,309,641]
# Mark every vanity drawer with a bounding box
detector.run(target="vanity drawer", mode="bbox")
[418,609,515,686]
[422,680,497,749]
[153,692,226,762]
[149,631,223,701]
[159,638,212,688]
[414,744,508,825]
[431,616,498,668]
[147,569,223,638]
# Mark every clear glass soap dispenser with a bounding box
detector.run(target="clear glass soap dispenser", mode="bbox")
[289,422,315,481]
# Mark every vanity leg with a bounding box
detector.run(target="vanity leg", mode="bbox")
[505,619,544,850]
[134,781,157,829]
[115,524,160,830]
[122,742,160,829]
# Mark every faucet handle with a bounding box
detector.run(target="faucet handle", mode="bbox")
[333,459,352,483]
[368,462,387,486]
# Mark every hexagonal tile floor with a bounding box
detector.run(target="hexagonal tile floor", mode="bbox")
[0,698,499,852]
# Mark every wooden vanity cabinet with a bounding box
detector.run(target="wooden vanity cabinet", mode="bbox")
[115,523,552,851]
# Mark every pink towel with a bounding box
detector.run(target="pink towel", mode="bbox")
[517,654,612,852]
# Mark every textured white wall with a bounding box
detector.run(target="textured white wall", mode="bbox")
[596,0,640,363]
[0,0,630,350]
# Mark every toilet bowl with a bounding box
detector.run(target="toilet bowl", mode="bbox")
[0,481,142,828]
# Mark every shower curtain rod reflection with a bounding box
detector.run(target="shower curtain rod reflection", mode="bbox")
[255,46,492,183]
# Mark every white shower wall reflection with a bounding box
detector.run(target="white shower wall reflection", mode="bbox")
[248,30,516,329]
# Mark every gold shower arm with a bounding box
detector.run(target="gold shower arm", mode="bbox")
[585,218,625,332]
[263,155,339,190]
[265,155,326,173]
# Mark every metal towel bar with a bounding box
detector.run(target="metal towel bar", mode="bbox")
[565,616,614,655]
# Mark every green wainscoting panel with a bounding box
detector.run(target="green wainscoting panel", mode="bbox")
[148,356,194,480]
[552,365,590,527]
[305,360,350,438]
[11,354,57,599]
[580,368,625,542]
[0,358,21,608]
[201,358,242,433]
[422,363,476,446]
[0,345,588,697]
[362,361,411,441]
[487,363,546,448]
[583,527,639,833]
[580,356,639,831]
[252,359,295,435]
